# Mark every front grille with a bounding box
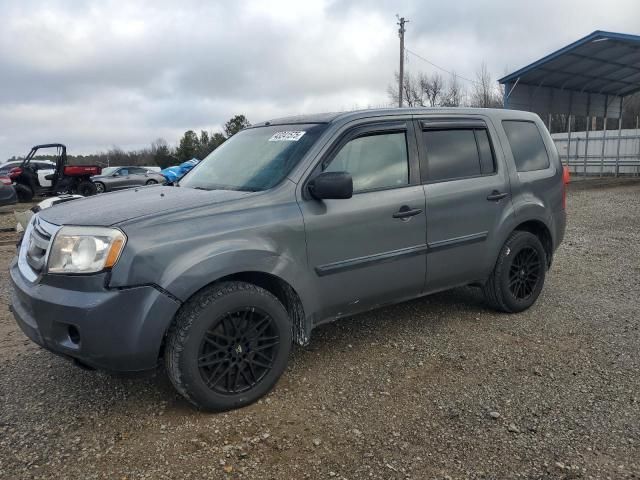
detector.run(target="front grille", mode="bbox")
[18,216,60,282]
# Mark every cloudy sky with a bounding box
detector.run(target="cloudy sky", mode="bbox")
[1,0,638,160]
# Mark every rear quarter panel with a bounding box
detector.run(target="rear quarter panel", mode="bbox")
[492,112,565,250]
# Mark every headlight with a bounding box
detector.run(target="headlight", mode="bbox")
[47,226,126,274]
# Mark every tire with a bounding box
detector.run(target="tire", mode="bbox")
[483,231,547,313]
[145,179,158,185]
[77,180,98,196]
[165,281,292,411]
[94,182,106,194]
[14,183,34,203]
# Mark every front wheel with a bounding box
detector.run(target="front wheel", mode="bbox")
[94,181,105,193]
[165,281,292,411]
[483,231,547,313]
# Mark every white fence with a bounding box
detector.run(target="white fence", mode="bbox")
[552,129,640,176]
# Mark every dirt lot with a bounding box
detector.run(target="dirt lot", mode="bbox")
[1,180,639,479]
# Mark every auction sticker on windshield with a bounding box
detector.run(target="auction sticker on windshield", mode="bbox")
[268,131,306,142]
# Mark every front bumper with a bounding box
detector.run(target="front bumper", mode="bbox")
[9,258,181,372]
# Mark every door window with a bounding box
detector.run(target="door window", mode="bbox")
[502,120,550,172]
[422,128,496,182]
[118,168,129,176]
[324,132,409,192]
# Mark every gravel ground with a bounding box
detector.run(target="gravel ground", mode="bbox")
[0,180,639,479]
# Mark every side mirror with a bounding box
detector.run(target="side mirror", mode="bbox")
[308,171,353,200]
[112,172,120,177]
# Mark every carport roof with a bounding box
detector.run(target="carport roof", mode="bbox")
[499,30,640,97]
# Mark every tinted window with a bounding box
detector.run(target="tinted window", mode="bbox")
[119,168,129,175]
[475,130,496,175]
[129,167,147,174]
[325,132,408,192]
[502,120,550,172]
[423,129,480,182]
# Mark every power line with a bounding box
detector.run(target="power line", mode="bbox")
[404,47,481,86]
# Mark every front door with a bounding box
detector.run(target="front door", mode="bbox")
[416,117,513,291]
[299,120,427,321]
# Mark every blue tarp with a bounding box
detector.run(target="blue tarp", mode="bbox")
[161,158,200,183]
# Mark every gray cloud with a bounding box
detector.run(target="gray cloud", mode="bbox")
[0,0,638,159]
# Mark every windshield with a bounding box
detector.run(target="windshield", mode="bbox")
[179,124,327,191]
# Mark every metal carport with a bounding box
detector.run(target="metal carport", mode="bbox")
[499,31,640,175]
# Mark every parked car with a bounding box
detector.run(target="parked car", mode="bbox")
[10,108,568,411]
[92,166,165,193]
[0,176,17,206]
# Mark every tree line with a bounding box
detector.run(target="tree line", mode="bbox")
[387,62,504,109]
[4,114,251,168]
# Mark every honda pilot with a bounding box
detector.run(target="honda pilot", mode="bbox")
[10,108,567,411]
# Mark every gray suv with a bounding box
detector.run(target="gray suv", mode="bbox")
[10,108,567,411]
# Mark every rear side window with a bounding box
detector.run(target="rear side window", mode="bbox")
[502,120,550,172]
[324,132,409,192]
[421,128,496,182]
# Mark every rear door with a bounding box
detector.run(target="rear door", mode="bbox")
[128,167,148,186]
[416,117,512,291]
[299,120,427,320]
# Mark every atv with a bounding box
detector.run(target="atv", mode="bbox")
[8,144,101,202]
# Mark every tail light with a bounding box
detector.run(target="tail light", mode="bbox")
[0,176,11,185]
[562,165,570,209]
[8,167,22,179]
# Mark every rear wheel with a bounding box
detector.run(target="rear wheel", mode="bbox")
[94,181,105,193]
[483,231,547,313]
[145,179,158,185]
[77,180,97,196]
[165,281,292,411]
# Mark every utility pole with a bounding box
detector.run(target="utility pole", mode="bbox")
[397,16,408,108]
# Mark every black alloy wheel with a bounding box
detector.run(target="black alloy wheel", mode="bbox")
[483,230,547,313]
[197,307,280,395]
[507,246,541,300]
[165,281,292,411]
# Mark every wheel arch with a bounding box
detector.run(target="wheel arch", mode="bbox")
[512,219,553,267]
[161,267,311,359]
[215,271,308,346]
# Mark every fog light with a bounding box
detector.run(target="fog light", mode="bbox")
[68,325,81,345]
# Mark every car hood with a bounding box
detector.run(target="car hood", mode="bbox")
[38,186,254,226]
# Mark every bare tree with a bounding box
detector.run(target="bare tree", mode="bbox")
[442,73,464,107]
[388,72,425,107]
[420,72,445,107]
[470,62,502,108]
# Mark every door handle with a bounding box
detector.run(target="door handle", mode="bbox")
[393,205,423,219]
[486,190,509,201]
